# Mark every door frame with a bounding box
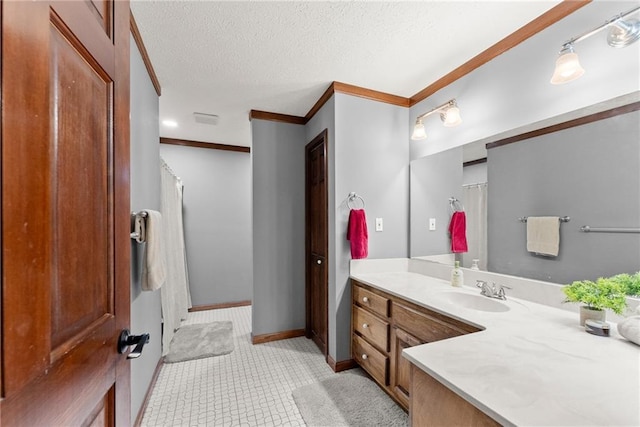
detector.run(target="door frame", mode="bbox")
[304,129,329,358]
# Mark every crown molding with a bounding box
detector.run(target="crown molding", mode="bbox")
[409,0,590,106]
[249,110,306,125]
[160,137,250,153]
[486,101,640,150]
[249,0,590,124]
[130,10,161,96]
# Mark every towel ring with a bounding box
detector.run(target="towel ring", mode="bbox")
[347,192,365,209]
[449,197,464,213]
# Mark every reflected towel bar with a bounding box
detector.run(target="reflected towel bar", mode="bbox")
[519,216,570,223]
[580,226,640,233]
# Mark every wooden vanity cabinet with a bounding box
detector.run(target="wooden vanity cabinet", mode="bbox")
[351,280,480,411]
[411,365,500,426]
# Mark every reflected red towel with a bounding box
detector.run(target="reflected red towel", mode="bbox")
[347,209,368,259]
[449,211,468,253]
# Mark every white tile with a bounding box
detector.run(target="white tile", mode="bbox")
[141,306,339,426]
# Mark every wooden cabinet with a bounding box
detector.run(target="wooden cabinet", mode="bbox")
[351,280,480,412]
[410,364,500,426]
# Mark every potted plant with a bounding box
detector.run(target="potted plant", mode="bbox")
[563,277,627,325]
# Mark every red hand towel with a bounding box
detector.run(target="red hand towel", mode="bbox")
[347,209,368,259]
[449,211,468,253]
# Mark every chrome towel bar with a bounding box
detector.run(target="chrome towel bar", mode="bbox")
[580,226,640,233]
[130,211,148,242]
[519,216,570,223]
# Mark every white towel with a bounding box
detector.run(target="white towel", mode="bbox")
[141,210,167,291]
[526,216,560,257]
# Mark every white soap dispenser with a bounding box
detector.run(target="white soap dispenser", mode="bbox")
[451,261,463,287]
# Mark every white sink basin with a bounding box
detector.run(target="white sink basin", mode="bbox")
[437,291,510,312]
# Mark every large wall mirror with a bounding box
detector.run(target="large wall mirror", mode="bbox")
[410,96,640,285]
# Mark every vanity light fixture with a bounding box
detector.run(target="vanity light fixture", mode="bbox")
[162,119,178,128]
[551,5,640,85]
[411,99,462,141]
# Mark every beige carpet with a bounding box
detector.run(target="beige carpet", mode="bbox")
[292,370,408,426]
[164,321,233,363]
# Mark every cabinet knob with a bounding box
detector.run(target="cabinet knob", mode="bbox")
[362,354,368,360]
[362,323,369,329]
[316,259,322,265]
[362,296,369,303]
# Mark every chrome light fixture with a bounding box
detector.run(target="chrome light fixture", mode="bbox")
[411,99,462,141]
[551,5,640,85]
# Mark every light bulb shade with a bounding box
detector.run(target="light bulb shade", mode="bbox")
[441,106,462,127]
[411,121,427,140]
[607,19,640,48]
[550,49,585,84]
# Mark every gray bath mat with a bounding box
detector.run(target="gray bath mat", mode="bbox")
[164,321,233,363]
[292,371,408,426]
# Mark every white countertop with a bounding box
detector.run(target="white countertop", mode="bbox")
[351,270,640,427]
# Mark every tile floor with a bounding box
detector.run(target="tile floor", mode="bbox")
[141,306,341,426]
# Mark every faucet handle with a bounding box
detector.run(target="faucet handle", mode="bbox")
[496,284,511,299]
[475,280,487,288]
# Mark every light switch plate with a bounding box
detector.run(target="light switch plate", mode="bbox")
[429,218,436,231]
[375,218,383,232]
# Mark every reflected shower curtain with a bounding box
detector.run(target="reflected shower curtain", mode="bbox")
[461,183,488,270]
[160,158,192,355]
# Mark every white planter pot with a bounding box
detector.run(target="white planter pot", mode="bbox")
[580,306,605,326]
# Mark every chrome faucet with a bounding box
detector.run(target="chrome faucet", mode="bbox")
[476,280,511,300]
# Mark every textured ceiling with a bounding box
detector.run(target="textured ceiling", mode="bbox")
[130,1,561,147]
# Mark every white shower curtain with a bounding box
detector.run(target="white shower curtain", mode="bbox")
[461,183,488,270]
[160,158,192,355]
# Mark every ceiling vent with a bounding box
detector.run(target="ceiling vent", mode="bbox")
[193,112,219,125]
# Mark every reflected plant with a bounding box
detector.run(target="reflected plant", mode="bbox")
[563,277,627,314]
[609,272,640,297]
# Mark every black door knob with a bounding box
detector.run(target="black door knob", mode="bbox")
[118,329,150,359]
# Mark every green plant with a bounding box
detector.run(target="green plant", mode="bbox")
[609,272,640,297]
[563,277,627,314]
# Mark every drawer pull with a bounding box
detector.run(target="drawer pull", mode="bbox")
[362,296,369,303]
[362,323,369,329]
[362,353,368,360]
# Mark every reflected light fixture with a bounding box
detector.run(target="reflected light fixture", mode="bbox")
[551,5,640,85]
[411,99,462,141]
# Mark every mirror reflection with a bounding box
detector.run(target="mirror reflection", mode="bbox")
[410,99,640,284]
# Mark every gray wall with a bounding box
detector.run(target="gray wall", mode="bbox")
[488,110,640,283]
[332,93,409,361]
[251,93,409,363]
[410,147,463,257]
[409,1,640,162]
[159,144,252,306]
[129,35,162,423]
[251,119,307,336]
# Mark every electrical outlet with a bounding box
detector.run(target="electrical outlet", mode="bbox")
[429,218,436,231]
[375,218,383,232]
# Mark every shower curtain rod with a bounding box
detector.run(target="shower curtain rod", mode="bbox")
[462,181,488,187]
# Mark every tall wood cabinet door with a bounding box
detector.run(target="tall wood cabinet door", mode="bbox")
[1,1,131,425]
[305,131,328,356]
[390,327,423,410]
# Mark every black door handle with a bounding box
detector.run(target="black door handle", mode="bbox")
[118,329,150,359]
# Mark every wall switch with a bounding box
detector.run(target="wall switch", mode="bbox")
[429,218,436,231]
[375,218,383,232]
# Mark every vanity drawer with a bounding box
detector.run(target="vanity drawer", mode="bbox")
[353,283,389,318]
[353,334,388,386]
[392,302,466,343]
[353,306,389,352]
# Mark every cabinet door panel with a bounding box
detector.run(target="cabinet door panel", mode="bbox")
[390,327,423,410]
